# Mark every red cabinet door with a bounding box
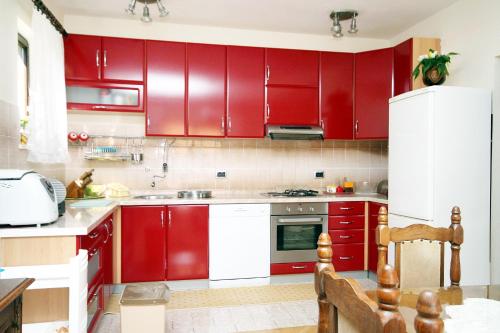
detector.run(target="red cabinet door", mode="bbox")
[103,217,113,309]
[187,43,226,137]
[167,205,209,280]
[320,52,354,139]
[354,48,393,139]
[368,202,388,273]
[102,37,145,82]
[227,46,265,137]
[121,206,166,283]
[64,34,102,81]
[265,48,319,87]
[146,40,186,136]
[266,87,319,125]
[394,38,413,96]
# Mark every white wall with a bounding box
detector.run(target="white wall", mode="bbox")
[63,14,389,53]
[391,0,500,283]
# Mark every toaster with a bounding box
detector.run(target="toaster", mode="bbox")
[0,169,59,226]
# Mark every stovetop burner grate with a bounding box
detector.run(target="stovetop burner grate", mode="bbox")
[266,189,319,197]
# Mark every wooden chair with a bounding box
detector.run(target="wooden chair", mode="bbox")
[315,233,444,333]
[314,233,444,333]
[376,206,463,288]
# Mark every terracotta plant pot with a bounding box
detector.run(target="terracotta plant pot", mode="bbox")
[423,67,446,86]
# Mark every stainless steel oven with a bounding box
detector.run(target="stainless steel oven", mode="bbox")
[271,202,328,263]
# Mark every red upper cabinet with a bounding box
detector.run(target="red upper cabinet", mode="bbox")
[354,48,393,139]
[101,37,145,82]
[121,206,166,283]
[393,39,413,96]
[187,43,226,137]
[64,34,144,83]
[166,205,209,280]
[266,87,319,125]
[320,52,354,140]
[226,46,265,138]
[265,49,319,87]
[64,34,102,81]
[145,41,186,136]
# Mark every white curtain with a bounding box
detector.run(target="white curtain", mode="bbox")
[27,9,68,164]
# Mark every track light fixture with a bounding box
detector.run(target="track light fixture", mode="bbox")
[330,10,359,38]
[125,0,169,22]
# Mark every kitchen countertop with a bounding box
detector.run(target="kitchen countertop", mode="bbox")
[0,191,387,238]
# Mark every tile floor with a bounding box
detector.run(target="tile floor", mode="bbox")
[96,299,318,333]
[96,277,376,333]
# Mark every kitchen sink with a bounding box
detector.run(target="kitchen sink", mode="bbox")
[177,190,212,199]
[133,194,173,200]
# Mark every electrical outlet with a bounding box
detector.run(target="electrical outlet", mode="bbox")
[315,171,325,178]
[216,171,227,178]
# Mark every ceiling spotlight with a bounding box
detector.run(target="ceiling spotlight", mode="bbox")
[349,13,358,34]
[141,3,152,23]
[125,0,136,15]
[157,0,169,17]
[331,13,343,38]
[329,10,359,38]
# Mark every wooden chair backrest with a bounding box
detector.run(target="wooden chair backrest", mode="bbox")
[376,206,463,287]
[315,232,445,333]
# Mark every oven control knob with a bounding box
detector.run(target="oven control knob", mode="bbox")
[297,207,303,212]
[309,207,315,212]
[286,207,291,212]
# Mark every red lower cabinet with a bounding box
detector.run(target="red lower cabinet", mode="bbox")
[331,243,364,271]
[270,262,315,275]
[167,205,209,280]
[368,202,388,273]
[121,206,167,283]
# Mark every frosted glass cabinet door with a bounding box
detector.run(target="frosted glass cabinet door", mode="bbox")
[66,83,143,112]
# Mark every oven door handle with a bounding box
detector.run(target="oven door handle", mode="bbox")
[277,217,323,223]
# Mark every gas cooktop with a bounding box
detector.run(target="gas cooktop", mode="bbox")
[264,189,320,197]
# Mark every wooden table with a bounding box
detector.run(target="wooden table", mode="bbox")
[366,285,500,333]
[0,278,34,333]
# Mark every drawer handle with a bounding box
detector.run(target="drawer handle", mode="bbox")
[340,207,353,211]
[339,235,352,239]
[339,221,352,225]
[88,231,99,239]
[339,256,354,260]
[292,265,306,269]
[92,105,107,110]
[89,248,98,258]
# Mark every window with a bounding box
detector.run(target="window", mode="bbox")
[17,34,29,146]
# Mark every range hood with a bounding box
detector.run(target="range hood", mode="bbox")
[266,125,324,140]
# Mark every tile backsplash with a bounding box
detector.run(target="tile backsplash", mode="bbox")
[65,113,388,191]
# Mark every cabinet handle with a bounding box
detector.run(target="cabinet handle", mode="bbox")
[292,265,306,269]
[355,120,359,134]
[96,49,101,79]
[147,116,151,128]
[168,211,172,227]
[339,256,354,260]
[266,104,270,120]
[221,116,225,133]
[321,120,324,129]
[160,211,164,228]
[339,235,352,239]
[88,231,99,239]
[266,65,270,82]
[227,115,232,132]
[92,105,107,110]
[339,221,352,225]
[340,207,353,211]
[103,50,107,67]
[103,223,110,244]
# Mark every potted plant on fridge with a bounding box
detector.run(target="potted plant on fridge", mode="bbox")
[412,49,458,86]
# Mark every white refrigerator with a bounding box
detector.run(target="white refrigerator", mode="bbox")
[389,86,491,286]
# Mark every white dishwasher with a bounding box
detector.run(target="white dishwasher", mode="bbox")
[209,204,270,286]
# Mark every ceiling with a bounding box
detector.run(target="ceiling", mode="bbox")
[50,0,459,39]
